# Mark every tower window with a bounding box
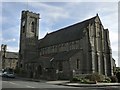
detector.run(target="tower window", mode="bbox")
[22,20,25,33]
[77,59,80,69]
[23,26,25,33]
[31,22,35,33]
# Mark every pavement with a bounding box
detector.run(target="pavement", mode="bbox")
[15,76,120,87]
[46,80,70,84]
[63,82,120,87]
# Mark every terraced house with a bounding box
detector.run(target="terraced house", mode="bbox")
[18,10,114,80]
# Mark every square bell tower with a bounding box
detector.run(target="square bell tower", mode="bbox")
[19,10,40,69]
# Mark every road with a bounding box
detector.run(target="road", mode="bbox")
[1,77,120,90]
[2,77,75,88]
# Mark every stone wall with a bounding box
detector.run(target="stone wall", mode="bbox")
[4,59,18,69]
[39,40,81,55]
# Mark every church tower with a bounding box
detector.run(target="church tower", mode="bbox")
[19,10,39,69]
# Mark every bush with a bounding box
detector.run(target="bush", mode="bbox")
[71,76,89,83]
[71,73,114,83]
[109,76,118,83]
[82,79,90,83]
[71,77,80,82]
[103,77,111,83]
[85,73,104,82]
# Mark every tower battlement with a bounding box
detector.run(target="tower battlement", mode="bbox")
[21,10,40,19]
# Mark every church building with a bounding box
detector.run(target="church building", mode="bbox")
[18,10,114,80]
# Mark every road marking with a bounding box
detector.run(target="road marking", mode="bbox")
[26,85,35,88]
[9,82,19,85]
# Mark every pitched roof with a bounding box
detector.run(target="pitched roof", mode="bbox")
[0,51,18,59]
[38,15,97,48]
[5,52,18,59]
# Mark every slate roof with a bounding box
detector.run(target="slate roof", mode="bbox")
[38,15,97,48]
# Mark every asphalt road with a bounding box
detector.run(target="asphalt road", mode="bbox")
[2,77,75,88]
[1,77,120,90]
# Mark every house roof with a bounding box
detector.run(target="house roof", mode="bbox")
[0,51,18,59]
[38,15,97,48]
[5,52,18,59]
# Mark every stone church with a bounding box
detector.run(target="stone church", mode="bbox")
[18,10,114,80]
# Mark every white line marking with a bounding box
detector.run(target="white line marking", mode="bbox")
[2,81,7,83]
[9,82,19,85]
[26,85,35,88]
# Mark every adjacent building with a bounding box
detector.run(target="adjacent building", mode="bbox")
[1,44,18,70]
[18,10,114,80]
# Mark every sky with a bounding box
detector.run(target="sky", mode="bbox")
[0,1,119,66]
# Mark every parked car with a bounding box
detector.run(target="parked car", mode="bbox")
[2,68,15,78]
[2,72,15,78]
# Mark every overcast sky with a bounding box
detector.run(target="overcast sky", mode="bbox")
[1,1,119,66]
